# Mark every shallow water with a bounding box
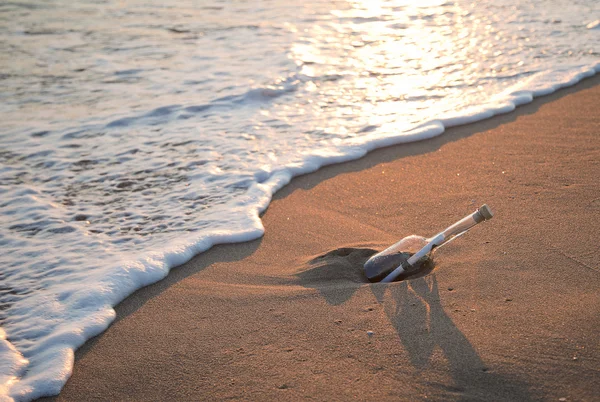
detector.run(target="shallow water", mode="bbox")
[1,0,599,400]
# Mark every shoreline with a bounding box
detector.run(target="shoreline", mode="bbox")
[43,75,600,401]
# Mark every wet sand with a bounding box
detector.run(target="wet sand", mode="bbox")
[46,75,600,401]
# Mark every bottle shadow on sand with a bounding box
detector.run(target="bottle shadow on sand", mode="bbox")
[296,247,534,401]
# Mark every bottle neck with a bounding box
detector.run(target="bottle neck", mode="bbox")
[439,205,492,244]
[440,213,480,241]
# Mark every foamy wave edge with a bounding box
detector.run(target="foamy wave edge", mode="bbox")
[3,62,599,402]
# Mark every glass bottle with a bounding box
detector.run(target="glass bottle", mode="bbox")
[364,204,494,283]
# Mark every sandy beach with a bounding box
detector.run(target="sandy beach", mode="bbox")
[44,76,600,401]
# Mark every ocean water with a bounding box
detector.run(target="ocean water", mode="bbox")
[0,0,598,400]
